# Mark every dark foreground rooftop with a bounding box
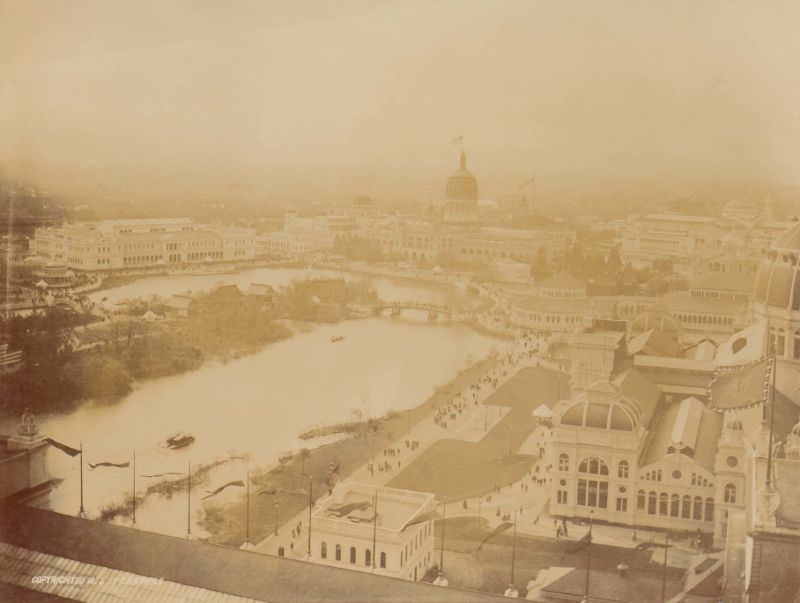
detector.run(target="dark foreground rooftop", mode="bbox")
[0,503,506,603]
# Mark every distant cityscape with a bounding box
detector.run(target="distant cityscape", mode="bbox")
[1,146,800,602]
[2,2,800,601]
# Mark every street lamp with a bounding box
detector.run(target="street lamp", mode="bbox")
[274,500,279,536]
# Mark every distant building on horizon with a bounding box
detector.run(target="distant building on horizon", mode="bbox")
[31,218,256,271]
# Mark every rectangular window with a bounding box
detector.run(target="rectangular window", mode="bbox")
[616,497,628,512]
[598,482,608,509]
[557,490,568,504]
[577,479,587,506]
[588,480,598,507]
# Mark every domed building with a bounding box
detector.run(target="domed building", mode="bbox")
[753,220,800,362]
[443,151,479,224]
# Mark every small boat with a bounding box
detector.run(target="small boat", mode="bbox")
[165,432,195,449]
[330,335,345,343]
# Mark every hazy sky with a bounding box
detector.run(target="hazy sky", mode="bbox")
[1,0,799,203]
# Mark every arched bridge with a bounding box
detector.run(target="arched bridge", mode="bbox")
[372,301,453,321]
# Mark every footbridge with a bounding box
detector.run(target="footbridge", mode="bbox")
[373,301,454,321]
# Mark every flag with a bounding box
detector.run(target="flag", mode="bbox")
[140,472,185,478]
[88,461,130,470]
[402,509,441,531]
[327,500,371,517]
[476,521,514,552]
[561,529,593,559]
[451,136,463,145]
[258,486,277,496]
[202,480,245,500]
[45,437,81,457]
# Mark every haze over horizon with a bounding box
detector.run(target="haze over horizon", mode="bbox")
[1,0,799,206]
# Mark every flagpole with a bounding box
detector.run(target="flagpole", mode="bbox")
[766,348,777,489]
[244,467,250,547]
[660,531,668,603]
[584,510,594,603]
[371,489,378,571]
[79,442,85,517]
[186,461,192,539]
[307,476,313,559]
[510,509,517,586]
[132,450,136,525]
[439,501,447,574]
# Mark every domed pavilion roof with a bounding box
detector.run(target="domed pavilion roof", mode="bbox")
[445,152,478,202]
[753,221,800,311]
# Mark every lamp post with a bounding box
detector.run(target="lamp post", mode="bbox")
[78,442,85,517]
[274,500,279,536]
[583,510,594,603]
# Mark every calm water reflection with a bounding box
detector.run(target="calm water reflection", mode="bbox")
[41,314,499,536]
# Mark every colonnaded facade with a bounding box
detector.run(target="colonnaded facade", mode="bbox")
[32,218,256,271]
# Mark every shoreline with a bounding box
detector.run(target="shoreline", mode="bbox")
[199,352,501,547]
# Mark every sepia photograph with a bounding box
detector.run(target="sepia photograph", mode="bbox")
[1,1,800,601]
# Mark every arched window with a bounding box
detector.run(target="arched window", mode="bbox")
[335,544,341,561]
[724,483,737,504]
[579,457,609,475]
[705,498,714,522]
[618,460,629,479]
[365,549,372,567]
[648,491,657,515]
[659,492,668,515]
[559,454,570,472]
[321,541,327,559]
[350,546,357,564]
[693,496,703,520]
[637,490,646,511]
[682,496,691,519]
[670,494,680,517]
[380,552,387,569]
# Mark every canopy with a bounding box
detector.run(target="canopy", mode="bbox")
[35,280,48,288]
[532,403,553,418]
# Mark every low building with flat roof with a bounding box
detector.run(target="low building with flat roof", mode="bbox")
[310,481,437,582]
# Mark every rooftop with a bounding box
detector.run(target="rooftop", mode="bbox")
[0,504,505,603]
[313,482,435,532]
[640,396,723,473]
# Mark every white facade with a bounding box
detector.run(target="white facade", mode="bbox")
[32,218,255,271]
[259,214,358,256]
[309,482,436,582]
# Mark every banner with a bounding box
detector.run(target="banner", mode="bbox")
[88,461,130,470]
[45,438,81,457]
[476,521,514,551]
[561,528,593,559]
[202,480,245,500]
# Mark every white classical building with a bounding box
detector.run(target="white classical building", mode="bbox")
[32,218,255,271]
[309,482,437,582]
[620,206,792,277]
[259,213,358,256]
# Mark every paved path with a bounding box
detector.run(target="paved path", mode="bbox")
[253,343,540,558]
